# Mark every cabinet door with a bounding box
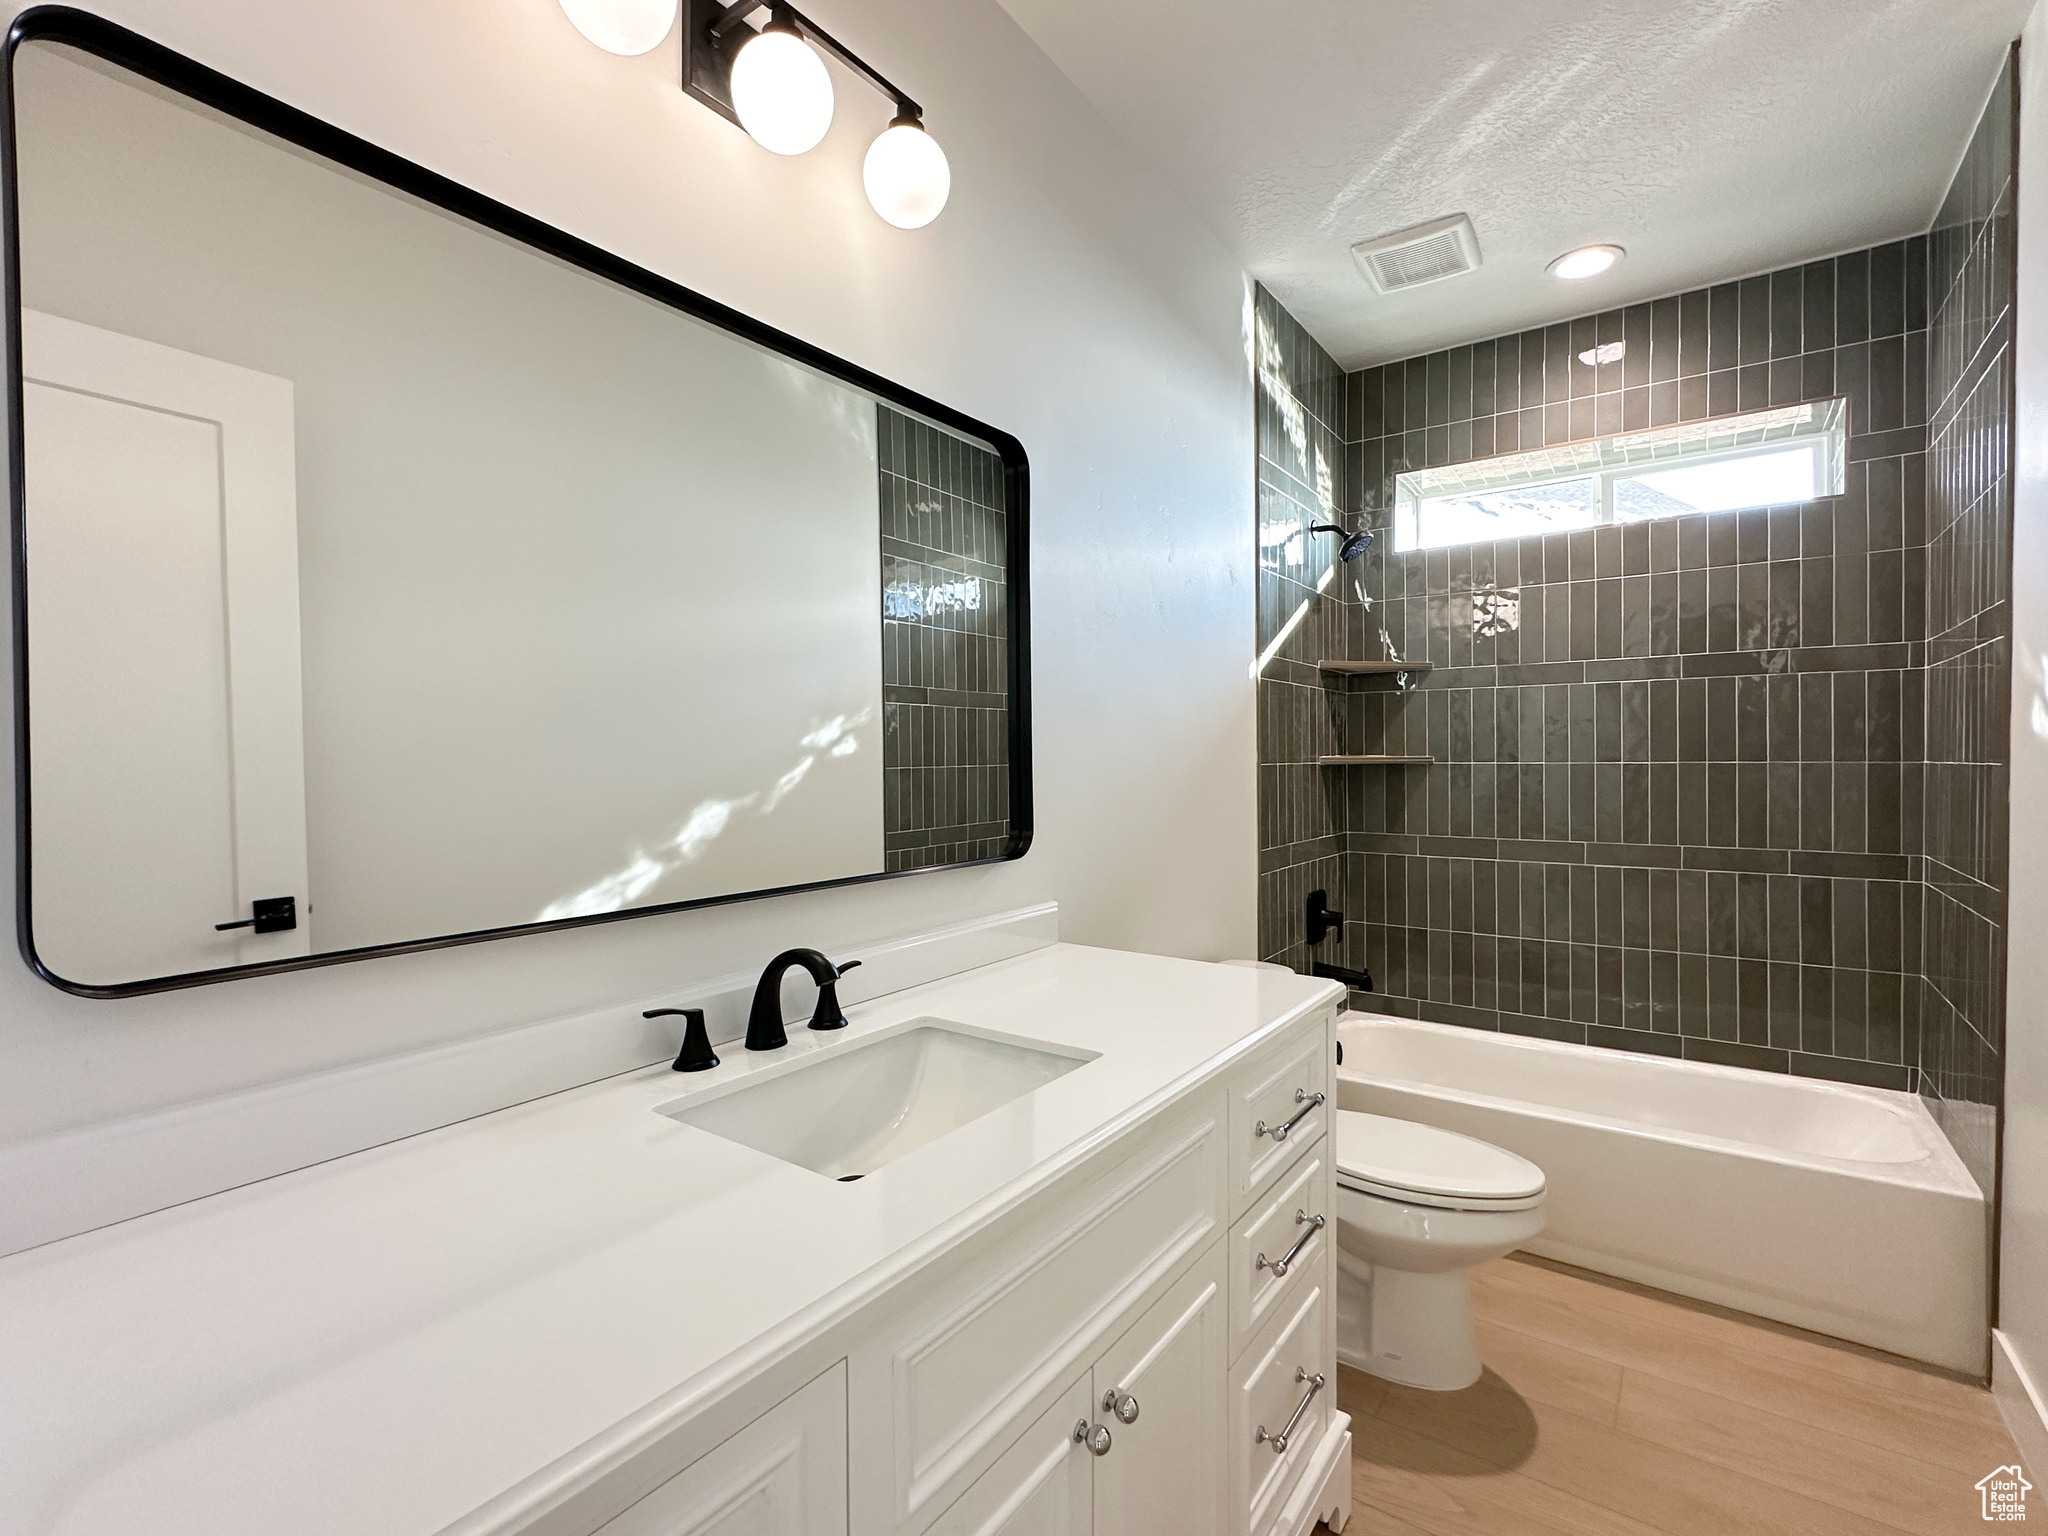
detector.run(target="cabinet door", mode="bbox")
[595,1364,847,1536]
[1091,1245,1228,1536]
[927,1374,1093,1536]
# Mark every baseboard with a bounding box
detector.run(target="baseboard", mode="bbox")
[0,902,1058,1258]
[1994,1329,2048,1476]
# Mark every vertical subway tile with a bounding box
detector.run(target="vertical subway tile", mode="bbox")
[1258,163,2007,1106]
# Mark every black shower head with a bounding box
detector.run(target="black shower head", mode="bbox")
[1310,524,1375,561]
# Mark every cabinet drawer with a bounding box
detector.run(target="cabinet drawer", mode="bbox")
[1228,1140,1330,1363]
[1230,1284,1330,1536]
[1226,1013,1331,1217]
[593,1364,846,1536]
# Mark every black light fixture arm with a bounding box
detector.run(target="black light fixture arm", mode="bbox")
[708,0,768,37]
[704,0,923,120]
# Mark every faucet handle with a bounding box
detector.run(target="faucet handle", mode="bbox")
[809,958,861,1031]
[1306,888,1344,946]
[646,1008,719,1072]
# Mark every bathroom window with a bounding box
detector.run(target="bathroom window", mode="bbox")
[1392,398,1847,552]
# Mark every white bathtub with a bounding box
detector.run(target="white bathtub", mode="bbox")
[1334,1012,1988,1374]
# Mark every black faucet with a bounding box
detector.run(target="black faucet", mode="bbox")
[745,948,863,1051]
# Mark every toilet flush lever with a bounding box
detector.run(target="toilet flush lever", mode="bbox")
[1255,1210,1326,1278]
[1255,1088,1326,1143]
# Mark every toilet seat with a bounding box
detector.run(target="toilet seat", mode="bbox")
[1335,1109,1546,1212]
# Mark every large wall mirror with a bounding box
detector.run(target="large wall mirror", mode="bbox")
[2,9,1031,996]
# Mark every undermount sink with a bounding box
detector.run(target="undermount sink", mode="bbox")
[660,1018,1099,1180]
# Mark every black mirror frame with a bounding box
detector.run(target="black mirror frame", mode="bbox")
[0,5,1032,998]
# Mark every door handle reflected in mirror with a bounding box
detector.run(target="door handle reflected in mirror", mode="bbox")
[214,896,297,934]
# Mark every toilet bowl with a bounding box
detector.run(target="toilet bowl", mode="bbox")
[1333,1109,1546,1391]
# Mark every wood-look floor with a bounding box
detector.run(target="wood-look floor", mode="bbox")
[1332,1253,2023,1535]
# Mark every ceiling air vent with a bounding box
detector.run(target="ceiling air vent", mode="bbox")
[1351,213,1482,294]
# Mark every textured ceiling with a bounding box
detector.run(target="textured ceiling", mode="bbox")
[994,0,2033,367]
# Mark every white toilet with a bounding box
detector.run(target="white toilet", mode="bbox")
[1332,1109,1547,1391]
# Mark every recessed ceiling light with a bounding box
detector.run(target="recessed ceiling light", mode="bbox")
[1550,244,1624,281]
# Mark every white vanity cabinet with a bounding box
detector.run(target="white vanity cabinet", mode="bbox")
[0,945,1360,1536]
[507,1003,1348,1536]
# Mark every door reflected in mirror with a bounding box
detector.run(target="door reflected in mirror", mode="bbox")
[6,17,1028,994]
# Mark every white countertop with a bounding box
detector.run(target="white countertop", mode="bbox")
[0,944,1338,1536]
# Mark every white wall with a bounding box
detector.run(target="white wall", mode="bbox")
[2004,0,2048,1455]
[0,0,1256,1143]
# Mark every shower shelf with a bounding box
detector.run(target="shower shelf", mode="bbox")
[1318,659,1433,677]
[1318,754,1434,766]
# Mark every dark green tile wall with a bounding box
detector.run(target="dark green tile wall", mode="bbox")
[877,406,1012,872]
[1253,58,2016,1206]
[1335,238,1930,1090]
[1256,287,1365,974]
[1921,52,2016,1197]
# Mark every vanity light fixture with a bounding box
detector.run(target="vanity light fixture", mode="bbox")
[1549,244,1624,281]
[728,5,834,155]
[681,0,951,226]
[558,0,680,56]
[863,113,950,229]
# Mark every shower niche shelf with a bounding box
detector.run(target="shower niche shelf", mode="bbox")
[1318,754,1434,766]
[1317,659,1432,677]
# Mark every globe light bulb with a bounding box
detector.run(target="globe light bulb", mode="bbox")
[730,25,835,156]
[863,119,951,229]
[1549,244,1624,281]
[558,0,677,56]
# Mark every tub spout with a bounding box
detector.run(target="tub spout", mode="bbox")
[1311,959,1373,991]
